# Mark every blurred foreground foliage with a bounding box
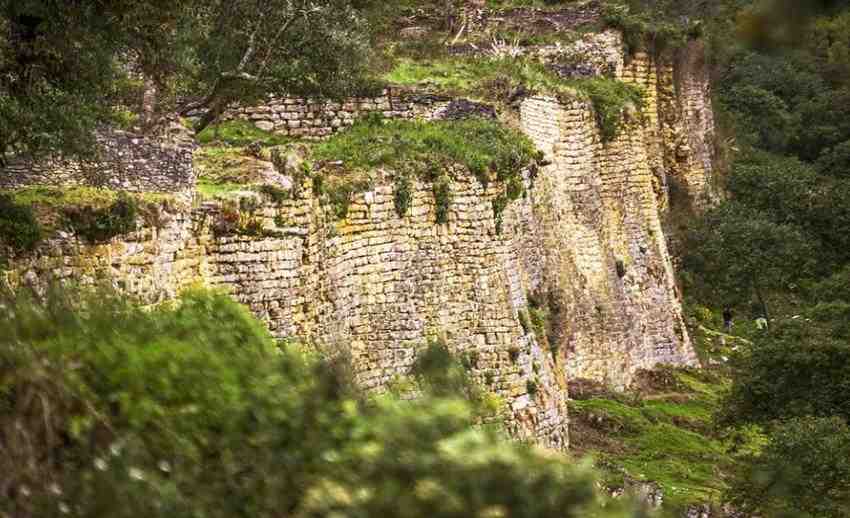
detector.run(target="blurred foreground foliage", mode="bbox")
[0,286,640,518]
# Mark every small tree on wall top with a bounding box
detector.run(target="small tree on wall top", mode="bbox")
[0,0,377,159]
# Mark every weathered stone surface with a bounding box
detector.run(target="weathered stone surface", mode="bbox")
[0,124,196,193]
[1,31,714,452]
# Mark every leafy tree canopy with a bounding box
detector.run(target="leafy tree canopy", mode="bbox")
[0,0,379,160]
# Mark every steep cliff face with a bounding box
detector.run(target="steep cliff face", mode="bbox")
[520,94,697,387]
[2,35,714,450]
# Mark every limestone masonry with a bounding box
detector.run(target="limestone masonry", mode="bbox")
[0,123,197,193]
[2,34,714,450]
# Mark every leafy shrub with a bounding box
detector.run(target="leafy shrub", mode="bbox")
[719,85,798,152]
[528,293,552,351]
[394,173,413,217]
[518,309,532,334]
[720,322,850,427]
[63,194,138,242]
[313,116,539,188]
[569,77,645,142]
[213,200,280,238]
[526,378,539,397]
[0,194,42,252]
[492,194,508,234]
[816,139,850,177]
[728,416,850,518]
[0,287,643,518]
[327,183,355,219]
[312,173,324,196]
[259,183,290,205]
[433,176,452,224]
[602,2,695,55]
[509,346,521,363]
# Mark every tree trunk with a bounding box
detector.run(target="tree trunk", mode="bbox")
[140,76,159,131]
[195,98,230,133]
[754,281,770,322]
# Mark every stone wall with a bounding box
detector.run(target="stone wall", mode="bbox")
[229,32,716,203]
[520,95,697,384]
[1,31,712,450]
[3,86,702,448]
[0,123,196,193]
[225,90,496,139]
[4,167,570,450]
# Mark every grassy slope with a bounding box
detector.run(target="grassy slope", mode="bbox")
[567,305,768,513]
[569,366,731,511]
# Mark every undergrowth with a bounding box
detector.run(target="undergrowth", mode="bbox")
[0,187,174,247]
[197,120,290,147]
[569,366,742,512]
[312,115,539,222]
[384,57,644,141]
[0,194,42,253]
[602,2,702,56]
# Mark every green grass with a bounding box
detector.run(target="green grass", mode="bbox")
[384,57,644,141]
[196,180,250,199]
[197,120,290,147]
[311,116,540,220]
[0,186,177,245]
[569,368,739,511]
[313,115,538,183]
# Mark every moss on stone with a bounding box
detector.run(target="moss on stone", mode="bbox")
[384,57,644,141]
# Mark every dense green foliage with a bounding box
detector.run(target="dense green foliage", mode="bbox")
[0,193,41,252]
[675,2,850,515]
[62,194,139,243]
[0,187,173,247]
[311,115,539,222]
[727,416,850,518]
[313,115,538,184]
[0,287,642,518]
[720,321,850,427]
[0,0,376,158]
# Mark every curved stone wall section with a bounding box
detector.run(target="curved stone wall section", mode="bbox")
[520,96,697,388]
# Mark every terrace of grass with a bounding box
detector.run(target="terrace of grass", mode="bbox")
[568,367,744,512]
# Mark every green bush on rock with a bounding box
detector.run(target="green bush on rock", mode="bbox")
[62,194,139,242]
[0,194,42,253]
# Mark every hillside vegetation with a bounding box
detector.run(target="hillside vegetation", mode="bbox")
[2,0,850,517]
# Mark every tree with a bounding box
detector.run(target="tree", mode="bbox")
[727,416,850,518]
[719,320,850,427]
[683,203,814,320]
[176,0,379,132]
[0,0,377,160]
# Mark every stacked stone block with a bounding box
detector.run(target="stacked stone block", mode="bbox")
[0,125,196,193]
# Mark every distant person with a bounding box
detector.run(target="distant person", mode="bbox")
[723,307,733,332]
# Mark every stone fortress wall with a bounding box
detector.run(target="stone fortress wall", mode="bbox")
[0,122,197,194]
[2,31,715,450]
[224,90,497,139]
